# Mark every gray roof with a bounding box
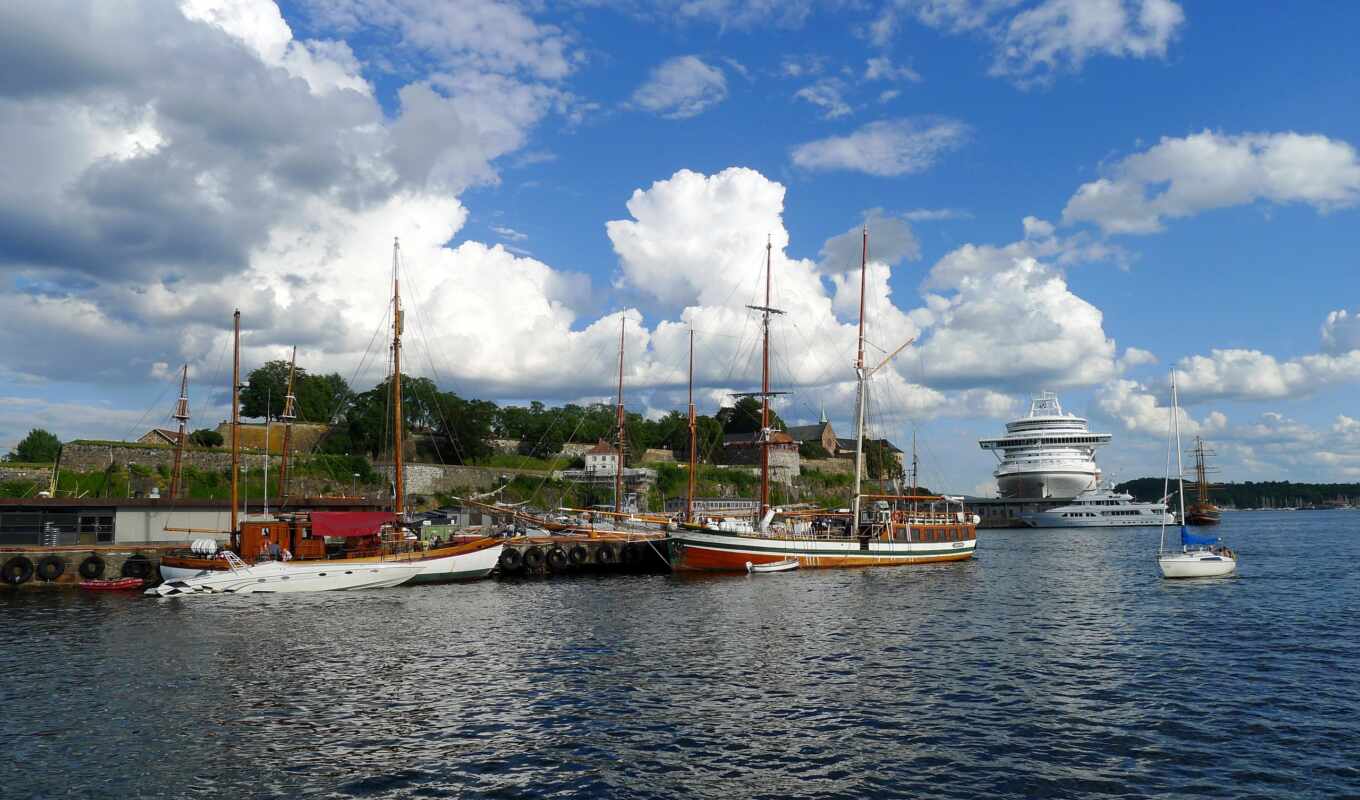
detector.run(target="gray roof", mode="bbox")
[786,422,831,442]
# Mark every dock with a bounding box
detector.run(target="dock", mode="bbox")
[493,533,671,576]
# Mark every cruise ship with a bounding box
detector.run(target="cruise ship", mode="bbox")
[979,392,1112,498]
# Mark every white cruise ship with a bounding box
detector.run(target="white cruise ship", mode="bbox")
[979,392,1112,498]
[1018,487,1174,528]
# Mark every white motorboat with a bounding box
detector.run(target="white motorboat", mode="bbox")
[147,552,423,596]
[1019,485,1174,528]
[1156,372,1237,579]
[746,558,799,573]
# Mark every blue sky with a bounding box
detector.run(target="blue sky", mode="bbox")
[2,0,1359,492]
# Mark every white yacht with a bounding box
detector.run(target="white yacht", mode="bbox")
[1019,486,1174,528]
[979,392,1112,498]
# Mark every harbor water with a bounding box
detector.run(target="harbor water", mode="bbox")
[4,511,1358,798]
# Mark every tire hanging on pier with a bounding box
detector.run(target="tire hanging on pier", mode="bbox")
[78,555,105,580]
[568,544,589,566]
[498,547,522,572]
[594,543,617,566]
[121,555,151,579]
[546,547,569,572]
[2,556,34,585]
[521,546,545,570]
[36,556,65,582]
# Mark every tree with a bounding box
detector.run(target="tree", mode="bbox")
[189,428,224,448]
[864,440,905,481]
[799,441,830,460]
[240,360,296,419]
[716,396,786,436]
[9,428,60,463]
[430,393,496,464]
[295,372,351,423]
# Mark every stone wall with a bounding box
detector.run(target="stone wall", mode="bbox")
[489,439,597,459]
[380,463,552,496]
[801,458,854,475]
[60,441,278,473]
[0,466,53,485]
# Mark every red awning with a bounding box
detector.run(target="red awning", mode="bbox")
[310,511,394,538]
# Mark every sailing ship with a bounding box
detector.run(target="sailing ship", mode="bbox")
[157,240,502,585]
[669,230,979,571]
[1157,373,1236,578]
[1184,437,1222,525]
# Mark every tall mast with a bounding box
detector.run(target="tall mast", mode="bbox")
[263,387,270,515]
[614,316,626,515]
[169,364,190,499]
[739,236,785,526]
[687,328,696,522]
[278,346,297,503]
[230,310,241,535]
[391,238,404,518]
[759,236,772,519]
[851,227,869,534]
[1172,372,1187,536]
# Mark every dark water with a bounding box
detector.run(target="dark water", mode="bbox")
[4,512,1359,799]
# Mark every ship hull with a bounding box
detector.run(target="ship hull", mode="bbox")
[159,539,503,584]
[997,471,1099,499]
[1185,504,1221,526]
[670,528,976,571]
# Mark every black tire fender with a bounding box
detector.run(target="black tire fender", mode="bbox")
[498,547,522,571]
[594,543,617,565]
[521,546,545,570]
[121,554,151,579]
[2,556,35,585]
[568,544,589,565]
[546,547,569,571]
[36,555,65,582]
[78,555,105,580]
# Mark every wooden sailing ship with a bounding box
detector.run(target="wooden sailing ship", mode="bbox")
[157,239,502,583]
[669,230,978,571]
[1184,436,1222,526]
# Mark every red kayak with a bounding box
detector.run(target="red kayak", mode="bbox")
[79,578,146,591]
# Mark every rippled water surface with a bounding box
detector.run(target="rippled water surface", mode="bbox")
[4,511,1359,798]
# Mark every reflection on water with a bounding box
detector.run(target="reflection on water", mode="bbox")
[4,512,1359,798]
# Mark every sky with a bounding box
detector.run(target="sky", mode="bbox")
[2,0,1359,495]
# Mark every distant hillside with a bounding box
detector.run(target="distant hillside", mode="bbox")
[1116,478,1360,508]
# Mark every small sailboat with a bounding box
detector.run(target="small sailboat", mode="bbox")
[1157,372,1236,579]
[746,558,799,573]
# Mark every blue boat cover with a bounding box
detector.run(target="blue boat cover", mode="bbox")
[1181,527,1218,546]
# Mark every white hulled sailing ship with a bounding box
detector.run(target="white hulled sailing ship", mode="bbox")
[669,230,978,571]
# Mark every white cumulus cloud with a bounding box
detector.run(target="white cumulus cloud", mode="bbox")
[1063,130,1360,234]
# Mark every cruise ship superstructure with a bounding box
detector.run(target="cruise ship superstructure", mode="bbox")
[979,392,1112,498]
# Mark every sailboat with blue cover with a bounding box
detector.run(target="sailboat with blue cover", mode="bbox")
[1157,372,1237,578]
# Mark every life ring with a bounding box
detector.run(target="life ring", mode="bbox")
[594,543,617,565]
[521,546,545,570]
[568,544,589,565]
[498,547,523,572]
[78,555,106,580]
[546,547,569,571]
[36,556,65,582]
[3,556,35,585]
[121,555,151,579]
